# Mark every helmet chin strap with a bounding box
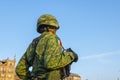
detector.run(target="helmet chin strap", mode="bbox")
[45,26,49,32]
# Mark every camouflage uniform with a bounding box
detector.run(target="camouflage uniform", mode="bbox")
[16,14,77,80]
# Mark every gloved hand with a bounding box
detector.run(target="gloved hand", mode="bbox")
[66,48,78,62]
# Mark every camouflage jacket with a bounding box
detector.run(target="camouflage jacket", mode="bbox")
[16,32,75,80]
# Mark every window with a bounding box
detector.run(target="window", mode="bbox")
[1,74,5,77]
[10,63,12,66]
[0,68,3,71]
[8,74,11,78]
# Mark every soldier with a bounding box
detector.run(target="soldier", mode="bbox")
[16,14,78,80]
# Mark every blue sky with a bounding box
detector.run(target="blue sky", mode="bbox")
[0,0,120,80]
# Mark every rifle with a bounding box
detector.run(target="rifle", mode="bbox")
[60,47,71,80]
[61,47,78,80]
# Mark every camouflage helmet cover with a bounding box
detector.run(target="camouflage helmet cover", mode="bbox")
[37,14,59,33]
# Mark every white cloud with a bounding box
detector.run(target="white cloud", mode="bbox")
[79,50,120,64]
[80,50,120,61]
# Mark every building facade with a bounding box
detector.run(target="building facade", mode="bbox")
[0,58,16,80]
[63,73,81,80]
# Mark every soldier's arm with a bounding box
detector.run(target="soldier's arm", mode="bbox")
[16,44,33,80]
[43,36,75,70]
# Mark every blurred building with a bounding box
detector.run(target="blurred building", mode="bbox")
[63,73,81,80]
[0,58,17,80]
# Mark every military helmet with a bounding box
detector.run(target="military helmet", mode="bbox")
[37,14,59,33]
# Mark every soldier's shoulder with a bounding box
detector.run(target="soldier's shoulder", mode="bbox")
[33,36,40,42]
